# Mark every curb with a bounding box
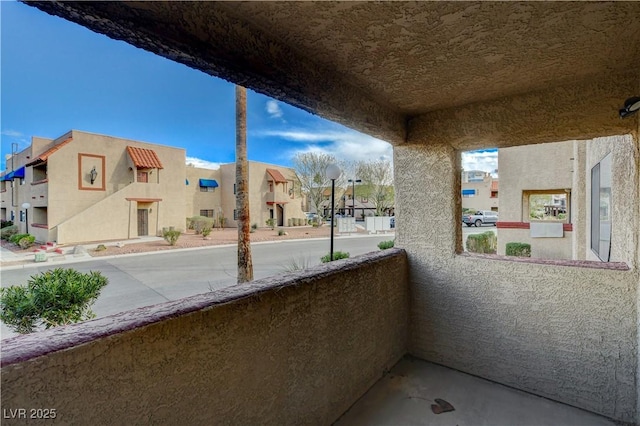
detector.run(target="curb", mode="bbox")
[0,232,395,271]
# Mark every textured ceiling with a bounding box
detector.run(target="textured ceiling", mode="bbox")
[218,1,640,114]
[25,1,640,145]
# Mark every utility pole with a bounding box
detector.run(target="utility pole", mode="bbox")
[235,85,253,283]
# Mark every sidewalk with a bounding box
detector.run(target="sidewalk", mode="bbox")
[0,236,165,269]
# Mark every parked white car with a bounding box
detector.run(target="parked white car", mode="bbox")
[462,210,498,227]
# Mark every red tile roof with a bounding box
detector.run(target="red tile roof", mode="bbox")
[26,137,73,166]
[127,146,164,169]
[490,180,499,191]
[266,168,287,183]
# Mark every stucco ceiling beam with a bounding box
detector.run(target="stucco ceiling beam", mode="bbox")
[23,1,406,146]
[408,71,639,151]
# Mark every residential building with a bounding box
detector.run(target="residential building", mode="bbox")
[1,130,305,244]
[3,3,639,426]
[497,139,623,261]
[461,170,498,212]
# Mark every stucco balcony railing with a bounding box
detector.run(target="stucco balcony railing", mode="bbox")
[1,249,409,424]
[265,190,291,205]
[28,179,48,207]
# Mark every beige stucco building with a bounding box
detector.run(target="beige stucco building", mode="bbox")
[2,130,305,244]
[2,3,640,426]
[461,170,499,212]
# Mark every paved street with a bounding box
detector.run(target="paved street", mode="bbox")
[1,234,393,339]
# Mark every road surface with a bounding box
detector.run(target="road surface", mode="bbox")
[1,234,393,339]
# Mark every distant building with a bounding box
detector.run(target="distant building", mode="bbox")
[1,130,305,244]
[461,170,498,212]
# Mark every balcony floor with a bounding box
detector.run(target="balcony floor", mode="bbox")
[336,357,615,426]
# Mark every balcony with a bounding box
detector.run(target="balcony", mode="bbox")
[29,179,48,207]
[0,248,625,425]
[266,190,290,205]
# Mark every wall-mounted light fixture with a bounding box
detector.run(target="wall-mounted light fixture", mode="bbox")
[619,96,640,118]
[90,167,98,184]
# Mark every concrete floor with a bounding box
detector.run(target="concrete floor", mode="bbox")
[336,357,615,426]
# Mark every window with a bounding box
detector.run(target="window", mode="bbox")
[490,191,498,198]
[20,211,25,222]
[269,182,273,192]
[233,209,238,220]
[526,191,568,222]
[233,184,236,195]
[137,171,148,183]
[200,186,215,192]
[10,210,15,221]
[591,153,612,261]
[200,210,214,218]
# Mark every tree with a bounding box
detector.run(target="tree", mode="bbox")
[292,152,347,217]
[0,268,108,334]
[236,85,253,283]
[356,160,395,216]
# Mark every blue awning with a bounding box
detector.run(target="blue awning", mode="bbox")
[461,189,476,195]
[199,179,219,188]
[1,166,25,181]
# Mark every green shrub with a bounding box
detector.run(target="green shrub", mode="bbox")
[320,251,350,263]
[201,226,212,237]
[189,216,214,234]
[95,244,107,251]
[278,229,286,236]
[266,218,275,230]
[1,219,13,228]
[251,223,258,230]
[163,229,181,246]
[0,268,108,333]
[378,240,395,250]
[1,225,18,240]
[10,233,31,245]
[466,231,497,254]
[505,242,531,257]
[18,235,36,249]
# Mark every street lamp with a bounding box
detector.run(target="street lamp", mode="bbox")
[348,179,361,218]
[326,163,342,261]
[21,202,31,234]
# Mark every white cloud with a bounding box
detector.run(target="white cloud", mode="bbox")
[1,130,24,138]
[262,128,393,164]
[186,156,220,170]
[462,149,498,177]
[266,100,284,119]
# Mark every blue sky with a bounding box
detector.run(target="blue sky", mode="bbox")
[0,2,495,174]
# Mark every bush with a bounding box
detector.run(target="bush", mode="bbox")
[251,223,258,230]
[10,233,30,245]
[18,235,35,249]
[278,229,286,236]
[266,218,275,230]
[190,216,214,234]
[0,268,108,334]
[201,226,212,238]
[466,231,497,254]
[506,242,531,257]
[378,240,395,250]
[320,251,350,263]
[163,229,181,246]
[1,219,13,228]
[1,225,17,240]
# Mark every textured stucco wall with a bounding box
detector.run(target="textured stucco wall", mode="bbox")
[395,141,639,423]
[497,141,574,258]
[49,131,186,244]
[583,135,639,266]
[1,249,409,425]
[185,166,222,219]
